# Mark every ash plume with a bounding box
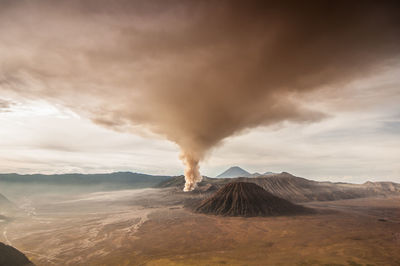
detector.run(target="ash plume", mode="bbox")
[0,1,400,190]
[180,151,201,192]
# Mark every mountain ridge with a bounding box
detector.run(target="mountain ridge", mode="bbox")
[216,166,277,178]
[159,172,400,202]
[0,172,172,196]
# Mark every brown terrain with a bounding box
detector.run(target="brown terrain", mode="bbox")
[0,173,400,265]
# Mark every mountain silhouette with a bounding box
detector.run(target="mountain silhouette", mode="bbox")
[216,166,251,178]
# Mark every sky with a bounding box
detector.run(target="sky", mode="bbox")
[0,1,400,183]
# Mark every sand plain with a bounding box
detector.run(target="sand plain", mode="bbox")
[0,189,399,266]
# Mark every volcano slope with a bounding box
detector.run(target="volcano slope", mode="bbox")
[195,182,311,217]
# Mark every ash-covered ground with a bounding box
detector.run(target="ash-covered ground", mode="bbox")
[0,185,400,265]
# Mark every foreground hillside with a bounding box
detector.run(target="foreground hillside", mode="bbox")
[158,172,400,202]
[0,242,33,266]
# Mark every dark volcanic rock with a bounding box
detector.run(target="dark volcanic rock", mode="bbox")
[195,182,310,217]
[0,242,33,266]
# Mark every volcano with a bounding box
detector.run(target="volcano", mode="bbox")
[195,182,310,217]
[217,166,251,178]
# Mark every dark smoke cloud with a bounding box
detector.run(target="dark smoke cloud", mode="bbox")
[1,0,399,190]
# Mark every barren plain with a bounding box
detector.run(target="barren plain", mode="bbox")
[1,188,400,266]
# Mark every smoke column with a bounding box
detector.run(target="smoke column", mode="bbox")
[179,152,201,191]
[0,1,400,190]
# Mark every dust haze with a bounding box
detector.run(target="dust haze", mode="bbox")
[1,1,400,189]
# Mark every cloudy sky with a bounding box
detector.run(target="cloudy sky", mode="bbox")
[1,1,399,183]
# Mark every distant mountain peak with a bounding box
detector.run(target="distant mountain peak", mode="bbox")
[263,171,275,175]
[228,166,247,171]
[217,166,251,178]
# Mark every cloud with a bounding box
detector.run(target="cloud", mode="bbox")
[0,99,13,112]
[0,0,400,188]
